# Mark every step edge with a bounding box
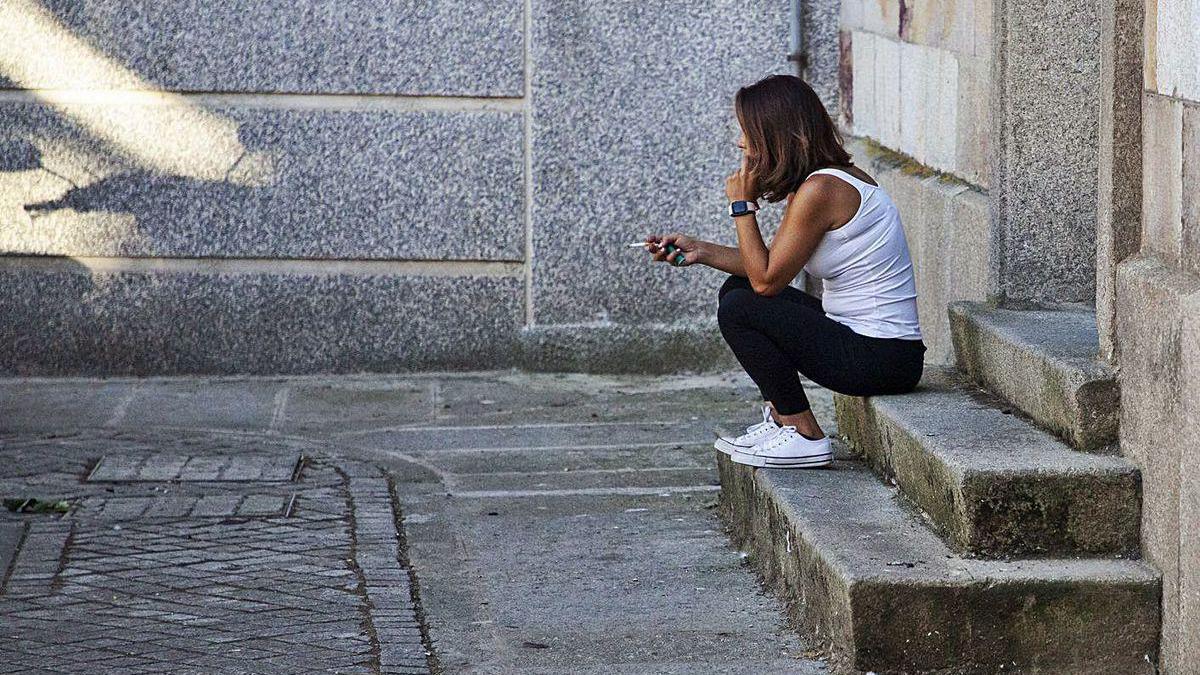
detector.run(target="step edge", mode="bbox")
[843,382,1137,475]
[948,301,1116,382]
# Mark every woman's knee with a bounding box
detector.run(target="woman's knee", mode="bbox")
[718,275,752,303]
[717,286,755,329]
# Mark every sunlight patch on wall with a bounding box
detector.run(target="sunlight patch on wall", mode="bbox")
[0,0,273,186]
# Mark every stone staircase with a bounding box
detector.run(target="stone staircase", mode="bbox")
[718,302,1161,673]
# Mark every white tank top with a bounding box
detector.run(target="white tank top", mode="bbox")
[801,168,923,341]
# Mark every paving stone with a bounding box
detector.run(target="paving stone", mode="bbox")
[0,431,428,673]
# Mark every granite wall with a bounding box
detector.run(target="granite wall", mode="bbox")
[0,0,807,375]
[1114,0,1200,668]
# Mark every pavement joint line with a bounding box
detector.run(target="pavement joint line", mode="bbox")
[385,441,712,454]
[377,449,457,490]
[430,381,447,421]
[104,382,140,427]
[334,465,383,673]
[446,485,720,499]
[450,466,713,478]
[385,472,439,673]
[0,522,30,595]
[268,386,291,434]
[338,420,712,434]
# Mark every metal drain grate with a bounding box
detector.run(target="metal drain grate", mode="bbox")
[87,454,304,483]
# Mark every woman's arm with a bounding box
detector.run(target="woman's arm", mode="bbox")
[726,170,839,296]
[645,234,746,276]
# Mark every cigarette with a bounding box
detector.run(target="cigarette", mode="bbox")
[627,242,653,248]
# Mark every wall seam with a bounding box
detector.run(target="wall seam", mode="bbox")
[0,256,525,277]
[522,0,535,326]
[0,89,524,112]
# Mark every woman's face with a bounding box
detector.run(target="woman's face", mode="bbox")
[736,128,750,158]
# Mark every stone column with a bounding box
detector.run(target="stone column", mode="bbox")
[1095,0,1144,362]
[990,0,1102,304]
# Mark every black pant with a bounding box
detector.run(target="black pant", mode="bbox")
[717,275,925,415]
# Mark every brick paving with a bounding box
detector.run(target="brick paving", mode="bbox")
[0,429,431,674]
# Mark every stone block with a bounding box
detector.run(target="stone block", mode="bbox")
[1179,289,1200,672]
[949,301,1119,451]
[944,185,992,304]
[802,0,843,120]
[0,101,524,261]
[836,367,1141,557]
[975,0,994,58]
[899,42,930,162]
[852,31,878,138]
[0,0,524,96]
[841,0,864,31]
[1115,254,1200,671]
[874,37,903,149]
[1153,0,1200,100]
[1097,0,1145,360]
[719,453,1160,673]
[1182,102,1200,276]
[927,48,959,172]
[1142,92,1184,265]
[0,258,524,375]
[993,0,1101,303]
[859,0,902,37]
[528,0,787,325]
[857,138,991,363]
[518,322,736,374]
[908,175,957,361]
[900,0,976,56]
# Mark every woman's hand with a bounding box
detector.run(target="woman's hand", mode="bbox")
[725,158,759,202]
[645,233,704,267]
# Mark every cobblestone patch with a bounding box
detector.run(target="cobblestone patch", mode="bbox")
[0,430,431,674]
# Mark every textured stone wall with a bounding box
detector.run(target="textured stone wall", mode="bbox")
[0,0,796,375]
[991,0,1102,304]
[839,0,994,362]
[1115,0,1200,670]
[843,0,991,185]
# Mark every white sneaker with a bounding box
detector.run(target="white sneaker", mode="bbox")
[714,405,781,455]
[730,426,833,469]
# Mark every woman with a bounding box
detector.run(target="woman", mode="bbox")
[643,74,925,469]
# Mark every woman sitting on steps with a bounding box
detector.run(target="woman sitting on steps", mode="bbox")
[641,74,926,469]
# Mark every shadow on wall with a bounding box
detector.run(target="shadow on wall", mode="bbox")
[0,0,278,374]
[0,0,274,260]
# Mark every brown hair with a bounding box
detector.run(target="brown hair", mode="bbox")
[734,74,852,203]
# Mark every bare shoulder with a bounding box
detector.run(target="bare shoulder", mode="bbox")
[784,169,867,230]
[789,172,858,210]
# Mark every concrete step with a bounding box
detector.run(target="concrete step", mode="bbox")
[949,301,1118,452]
[718,454,1160,674]
[835,368,1141,557]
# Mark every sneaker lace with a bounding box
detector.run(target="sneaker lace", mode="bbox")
[762,426,798,450]
[740,406,778,438]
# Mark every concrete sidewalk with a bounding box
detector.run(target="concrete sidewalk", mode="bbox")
[0,372,830,674]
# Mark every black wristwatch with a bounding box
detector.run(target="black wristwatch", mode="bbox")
[729,200,760,218]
